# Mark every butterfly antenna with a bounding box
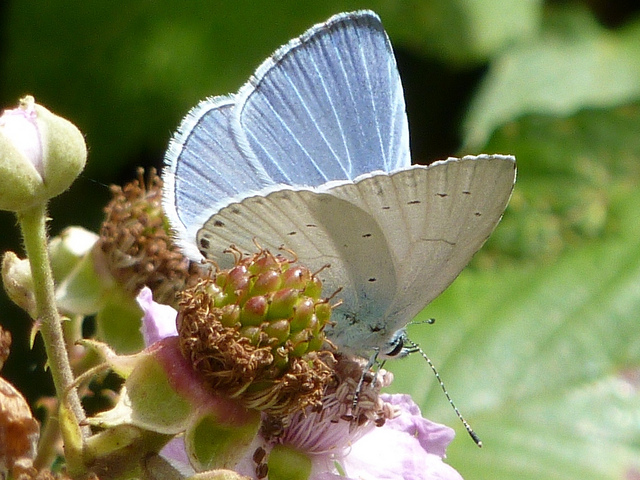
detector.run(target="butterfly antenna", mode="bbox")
[411,317,436,325]
[404,338,482,447]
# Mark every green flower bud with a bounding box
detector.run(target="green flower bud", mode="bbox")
[218,304,240,328]
[0,95,86,212]
[263,319,290,345]
[250,269,282,296]
[240,295,269,326]
[267,288,299,319]
[289,298,314,332]
[1,251,36,318]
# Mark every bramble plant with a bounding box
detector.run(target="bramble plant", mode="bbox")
[0,96,465,480]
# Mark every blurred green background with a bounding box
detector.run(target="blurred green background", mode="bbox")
[1,1,639,479]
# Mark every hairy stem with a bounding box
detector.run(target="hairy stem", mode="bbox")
[18,204,87,474]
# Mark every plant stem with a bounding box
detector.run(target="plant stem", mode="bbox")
[17,204,86,472]
[33,409,60,471]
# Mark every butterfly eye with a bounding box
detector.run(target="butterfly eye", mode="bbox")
[382,332,406,358]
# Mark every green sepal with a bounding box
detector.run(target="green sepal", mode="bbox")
[96,286,144,354]
[184,409,260,471]
[267,444,312,480]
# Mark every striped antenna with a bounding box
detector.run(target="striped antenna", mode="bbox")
[403,337,482,447]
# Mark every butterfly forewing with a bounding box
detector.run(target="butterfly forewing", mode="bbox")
[164,11,410,263]
[234,10,410,187]
[164,11,517,358]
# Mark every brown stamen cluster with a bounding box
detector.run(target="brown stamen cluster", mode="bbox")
[98,168,196,306]
[177,249,335,416]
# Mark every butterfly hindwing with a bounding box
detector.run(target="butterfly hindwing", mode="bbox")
[197,155,515,355]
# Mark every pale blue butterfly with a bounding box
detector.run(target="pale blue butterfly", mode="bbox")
[163,11,515,366]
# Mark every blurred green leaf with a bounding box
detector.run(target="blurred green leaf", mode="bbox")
[478,103,640,264]
[1,1,370,177]
[389,100,640,479]
[1,0,542,178]
[463,6,640,150]
[377,0,542,65]
[391,187,640,478]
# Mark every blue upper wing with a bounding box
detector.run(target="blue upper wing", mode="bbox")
[163,11,410,260]
[162,96,272,258]
[234,10,410,186]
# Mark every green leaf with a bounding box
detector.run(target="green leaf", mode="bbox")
[476,103,640,264]
[463,7,640,150]
[389,102,640,479]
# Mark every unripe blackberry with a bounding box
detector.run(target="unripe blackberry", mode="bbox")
[177,249,335,415]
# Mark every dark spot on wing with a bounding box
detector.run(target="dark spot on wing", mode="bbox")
[475,212,482,217]
[362,233,372,238]
[306,224,317,228]
[256,463,268,479]
[463,191,471,195]
[231,207,240,214]
[288,231,297,235]
[200,238,210,249]
[407,200,420,205]
[437,193,448,198]
[382,206,390,210]
[214,220,225,227]
[253,447,266,464]
[368,277,376,282]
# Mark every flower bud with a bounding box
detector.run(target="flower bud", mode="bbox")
[0,95,86,212]
[1,251,36,318]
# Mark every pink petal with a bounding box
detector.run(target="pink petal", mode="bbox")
[137,287,178,346]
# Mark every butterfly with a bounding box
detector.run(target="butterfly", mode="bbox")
[162,10,516,361]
